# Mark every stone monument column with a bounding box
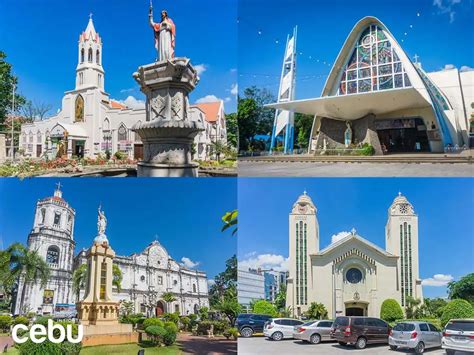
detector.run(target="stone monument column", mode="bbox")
[132,9,204,177]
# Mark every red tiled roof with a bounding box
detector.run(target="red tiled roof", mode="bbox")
[110,100,127,110]
[193,101,222,123]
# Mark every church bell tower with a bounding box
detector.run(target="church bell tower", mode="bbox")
[287,191,319,317]
[385,192,423,307]
[76,15,105,90]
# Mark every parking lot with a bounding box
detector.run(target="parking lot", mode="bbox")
[238,337,470,355]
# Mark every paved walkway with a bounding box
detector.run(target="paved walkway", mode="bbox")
[177,334,237,355]
[239,161,474,177]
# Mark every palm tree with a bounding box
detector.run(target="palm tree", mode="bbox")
[211,141,227,162]
[161,291,177,313]
[72,264,88,301]
[72,263,122,301]
[6,243,50,314]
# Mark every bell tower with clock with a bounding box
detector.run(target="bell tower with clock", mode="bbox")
[287,191,319,316]
[385,192,423,307]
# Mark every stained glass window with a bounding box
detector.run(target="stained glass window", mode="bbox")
[75,95,84,122]
[337,25,411,96]
[46,246,60,264]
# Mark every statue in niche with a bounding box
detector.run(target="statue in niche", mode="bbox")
[344,121,353,148]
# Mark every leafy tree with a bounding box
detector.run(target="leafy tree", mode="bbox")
[198,306,209,320]
[274,283,286,311]
[215,287,241,325]
[112,264,122,292]
[72,264,87,301]
[120,300,135,316]
[0,51,25,124]
[294,113,314,149]
[225,112,238,148]
[209,255,237,307]
[305,302,328,320]
[252,299,277,317]
[237,97,258,151]
[210,140,227,162]
[441,299,474,326]
[20,100,52,122]
[380,299,404,322]
[162,292,177,313]
[222,210,238,236]
[4,243,50,315]
[405,296,422,319]
[448,273,474,304]
[424,297,448,318]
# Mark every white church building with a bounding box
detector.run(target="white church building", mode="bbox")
[14,185,209,317]
[19,17,227,161]
[270,17,474,154]
[286,191,423,318]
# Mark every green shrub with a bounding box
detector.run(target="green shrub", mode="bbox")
[380,299,404,322]
[180,316,190,331]
[143,317,164,329]
[196,320,229,335]
[145,325,167,345]
[164,321,178,334]
[392,318,442,330]
[223,327,239,340]
[0,314,12,332]
[34,316,52,326]
[14,316,29,326]
[163,312,180,325]
[360,143,375,156]
[251,300,278,317]
[441,299,474,327]
[17,338,81,355]
[120,313,145,326]
[198,307,209,321]
[163,328,177,346]
[114,151,126,160]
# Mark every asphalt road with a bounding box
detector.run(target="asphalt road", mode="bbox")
[238,337,471,355]
[238,162,474,177]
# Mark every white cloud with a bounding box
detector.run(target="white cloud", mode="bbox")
[208,279,216,286]
[181,257,200,269]
[120,87,136,94]
[120,96,145,109]
[224,97,231,103]
[230,68,237,73]
[194,64,207,76]
[239,254,289,272]
[433,0,463,23]
[230,83,238,96]
[443,64,456,70]
[460,66,474,72]
[422,274,454,287]
[196,95,221,103]
[331,231,350,244]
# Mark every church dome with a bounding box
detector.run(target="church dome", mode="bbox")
[296,190,314,206]
[292,190,317,214]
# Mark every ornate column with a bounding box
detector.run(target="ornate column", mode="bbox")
[132,58,204,177]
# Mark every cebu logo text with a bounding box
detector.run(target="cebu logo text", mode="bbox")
[12,319,83,344]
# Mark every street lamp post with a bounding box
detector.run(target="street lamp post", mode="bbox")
[10,84,16,160]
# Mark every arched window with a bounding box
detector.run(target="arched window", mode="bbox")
[80,48,85,63]
[40,208,46,224]
[96,50,100,64]
[46,246,60,265]
[103,118,110,131]
[75,95,84,122]
[192,284,196,293]
[37,130,42,142]
[117,124,127,141]
[53,212,61,226]
[88,48,93,62]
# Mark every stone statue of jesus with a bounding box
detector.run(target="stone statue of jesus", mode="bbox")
[97,206,107,235]
[149,6,176,61]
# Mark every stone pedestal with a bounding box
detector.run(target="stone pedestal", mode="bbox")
[132,58,204,177]
[77,240,134,346]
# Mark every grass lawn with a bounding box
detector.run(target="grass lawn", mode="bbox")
[6,343,181,354]
[80,343,182,354]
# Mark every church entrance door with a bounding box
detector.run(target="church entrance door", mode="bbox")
[346,307,364,316]
[156,301,165,316]
[376,118,430,153]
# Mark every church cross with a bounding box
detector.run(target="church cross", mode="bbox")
[351,227,356,235]
[56,182,62,190]
[413,54,420,63]
[89,12,93,20]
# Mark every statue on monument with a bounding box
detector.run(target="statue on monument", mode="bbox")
[149,2,175,61]
[96,205,107,240]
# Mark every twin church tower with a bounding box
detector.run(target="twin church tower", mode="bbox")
[287,191,423,318]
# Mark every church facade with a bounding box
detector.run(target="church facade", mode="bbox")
[14,185,209,317]
[19,18,227,161]
[286,192,423,318]
[270,17,474,154]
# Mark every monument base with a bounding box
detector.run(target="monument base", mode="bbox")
[82,323,137,346]
[137,161,199,177]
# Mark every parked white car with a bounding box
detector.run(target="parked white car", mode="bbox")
[442,319,474,354]
[263,318,304,341]
[389,321,442,354]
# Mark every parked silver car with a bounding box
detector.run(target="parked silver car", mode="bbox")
[442,319,474,354]
[389,321,442,354]
[263,318,304,341]
[293,319,334,344]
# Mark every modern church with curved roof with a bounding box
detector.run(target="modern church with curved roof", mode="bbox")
[270,17,474,154]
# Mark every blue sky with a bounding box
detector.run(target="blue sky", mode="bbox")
[238,178,474,299]
[238,0,473,99]
[0,0,237,113]
[0,178,237,279]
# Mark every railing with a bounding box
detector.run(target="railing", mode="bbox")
[239,149,308,157]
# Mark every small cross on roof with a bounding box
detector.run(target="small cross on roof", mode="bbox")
[56,182,62,190]
[89,12,93,19]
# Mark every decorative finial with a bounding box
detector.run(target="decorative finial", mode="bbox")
[89,12,93,20]
[303,189,307,195]
[54,182,63,198]
[351,227,356,235]
[56,182,62,191]
[398,191,402,196]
